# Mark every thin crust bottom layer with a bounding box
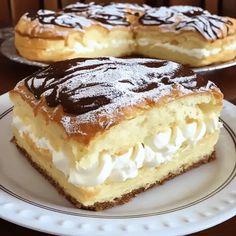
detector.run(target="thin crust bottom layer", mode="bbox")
[13,137,216,211]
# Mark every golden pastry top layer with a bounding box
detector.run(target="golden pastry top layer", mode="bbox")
[15,2,236,41]
[63,2,150,16]
[15,2,145,39]
[139,6,235,41]
[11,57,223,144]
[16,10,96,39]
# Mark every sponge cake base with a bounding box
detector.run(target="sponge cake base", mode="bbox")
[13,136,216,211]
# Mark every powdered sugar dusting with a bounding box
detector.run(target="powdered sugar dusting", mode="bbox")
[24,3,233,38]
[26,10,94,30]
[140,5,232,40]
[24,57,214,134]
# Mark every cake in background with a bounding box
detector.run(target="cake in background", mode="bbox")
[136,5,236,67]
[14,2,236,67]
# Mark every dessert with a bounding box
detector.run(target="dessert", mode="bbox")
[14,2,236,67]
[14,2,137,62]
[10,57,223,210]
[136,6,236,67]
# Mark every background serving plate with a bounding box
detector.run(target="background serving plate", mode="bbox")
[0,93,236,236]
[1,37,236,73]
[0,37,48,67]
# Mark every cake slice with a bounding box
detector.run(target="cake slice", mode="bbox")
[9,57,223,210]
[14,3,135,62]
[136,6,236,67]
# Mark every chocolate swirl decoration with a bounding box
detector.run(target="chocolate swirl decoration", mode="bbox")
[63,2,97,14]
[139,7,175,25]
[87,4,130,26]
[102,3,150,15]
[24,57,211,116]
[62,2,148,16]
[140,6,233,40]
[26,10,93,29]
[27,4,130,27]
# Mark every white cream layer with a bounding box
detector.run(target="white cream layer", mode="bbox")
[46,39,134,53]
[138,39,236,58]
[13,116,221,187]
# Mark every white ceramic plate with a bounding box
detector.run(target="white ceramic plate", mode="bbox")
[1,37,236,73]
[0,93,236,236]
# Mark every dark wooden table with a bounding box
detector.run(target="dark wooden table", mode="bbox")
[0,40,235,235]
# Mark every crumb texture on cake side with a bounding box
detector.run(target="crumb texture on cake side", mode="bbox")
[14,139,216,211]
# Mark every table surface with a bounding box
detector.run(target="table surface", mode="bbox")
[0,39,235,236]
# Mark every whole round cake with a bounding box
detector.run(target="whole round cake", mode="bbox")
[15,2,236,67]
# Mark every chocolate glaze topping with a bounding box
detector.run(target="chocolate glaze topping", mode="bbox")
[26,4,233,38]
[139,8,175,25]
[26,10,93,29]
[62,2,149,25]
[102,3,150,15]
[87,4,130,26]
[25,57,213,117]
[27,3,131,27]
[139,6,233,40]
[63,2,97,13]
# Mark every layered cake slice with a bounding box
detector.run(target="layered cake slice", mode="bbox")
[136,6,236,67]
[10,57,223,210]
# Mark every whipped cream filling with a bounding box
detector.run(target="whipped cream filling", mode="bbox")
[224,41,236,51]
[138,39,236,58]
[13,116,221,187]
[46,39,134,53]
